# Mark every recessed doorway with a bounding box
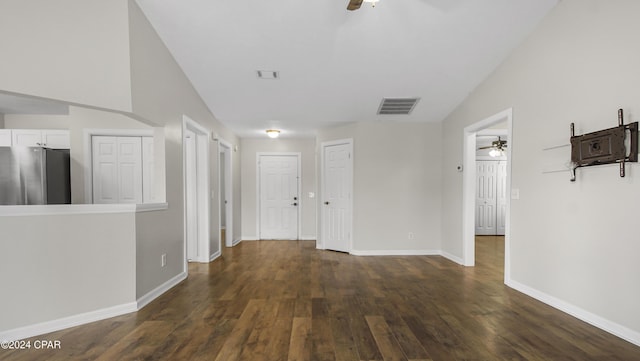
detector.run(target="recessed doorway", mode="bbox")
[462,109,512,283]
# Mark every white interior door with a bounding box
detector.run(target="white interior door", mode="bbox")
[322,141,352,253]
[92,136,142,204]
[116,137,143,203]
[92,136,118,203]
[185,130,199,260]
[475,160,497,235]
[259,155,299,240]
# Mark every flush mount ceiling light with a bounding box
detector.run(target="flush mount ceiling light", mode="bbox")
[266,129,280,138]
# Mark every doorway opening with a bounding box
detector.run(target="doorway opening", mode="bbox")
[182,115,210,264]
[218,139,234,247]
[462,109,512,283]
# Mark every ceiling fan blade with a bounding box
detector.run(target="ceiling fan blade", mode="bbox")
[347,0,363,11]
[478,146,494,150]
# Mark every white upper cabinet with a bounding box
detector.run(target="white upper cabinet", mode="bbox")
[42,130,71,149]
[0,130,12,146]
[11,129,70,148]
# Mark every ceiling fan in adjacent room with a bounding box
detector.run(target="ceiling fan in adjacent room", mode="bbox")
[478,136,508,157]
[347,0,379,11]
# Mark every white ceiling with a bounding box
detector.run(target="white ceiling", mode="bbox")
[135,0,557,138]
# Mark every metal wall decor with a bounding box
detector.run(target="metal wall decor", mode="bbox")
[569,109,638,181]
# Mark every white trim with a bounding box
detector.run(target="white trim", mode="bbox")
[136,271,188,309]
[300,235,317,241]
[242,237,259,241]
[462,109,512,274]
[319,138,354,252]
[135,203,168,212]
[507,279,640,347]
[209,250,221,262]
[256,152,302,240]
[441,251,465,265]
[218,139,233,248]
[0,302,137,342]
[232,238,242,246]
[0,203,167,216]
[350,249,441,256]
[83,128,154,204]
[0,204,136,216]
[182,116,211,270]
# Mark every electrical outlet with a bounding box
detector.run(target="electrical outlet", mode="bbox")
[161,254,167,267]
[408,232,414,240]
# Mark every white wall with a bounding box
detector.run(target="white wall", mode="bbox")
[128,0,242,296]
[441,0,640,343]
[0,0,132,112]
[0,211,136,333]
[317,122,443,253]
[240,138,317,240]
[4,106,154,204]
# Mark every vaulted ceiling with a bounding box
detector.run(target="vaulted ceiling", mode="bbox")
[135,0,558,138]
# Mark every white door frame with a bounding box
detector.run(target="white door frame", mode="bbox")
[182,115,210,264]
[462,109,512,282]
[256,152,301,240]
[319,138,353,252]
[218,139,234,247]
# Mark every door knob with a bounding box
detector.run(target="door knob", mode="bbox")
[292,202,298,206]
[324,201,330,205]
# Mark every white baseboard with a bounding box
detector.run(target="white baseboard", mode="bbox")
[232,238,242,246]
[350,249,441,256]
[136,271,187,309]
[209,250,221,262]
[441,251,465,265]
[507,279,640,347]
[0,302,137,342]
[300,236,317,241]
[242,236,258,241]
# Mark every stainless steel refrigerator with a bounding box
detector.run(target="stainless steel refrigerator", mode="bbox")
[0,147,71,205]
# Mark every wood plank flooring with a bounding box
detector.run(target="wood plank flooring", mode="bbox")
[3,236,640,360]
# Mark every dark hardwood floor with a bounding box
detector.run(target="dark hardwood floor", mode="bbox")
[3,237,639,360]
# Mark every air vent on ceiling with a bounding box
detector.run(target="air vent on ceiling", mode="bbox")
[377,97,420,115]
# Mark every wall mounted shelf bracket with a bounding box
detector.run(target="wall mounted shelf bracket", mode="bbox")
[569,109,638,181]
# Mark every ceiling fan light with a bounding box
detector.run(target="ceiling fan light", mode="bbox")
[266,129,280,138]
[489,148,505,157]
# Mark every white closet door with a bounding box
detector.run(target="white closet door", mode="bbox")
[142,137,155,203]
[116,137,142,203]
[92,136,142,204]
[475,161,497,235]
[92,136,119,204]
